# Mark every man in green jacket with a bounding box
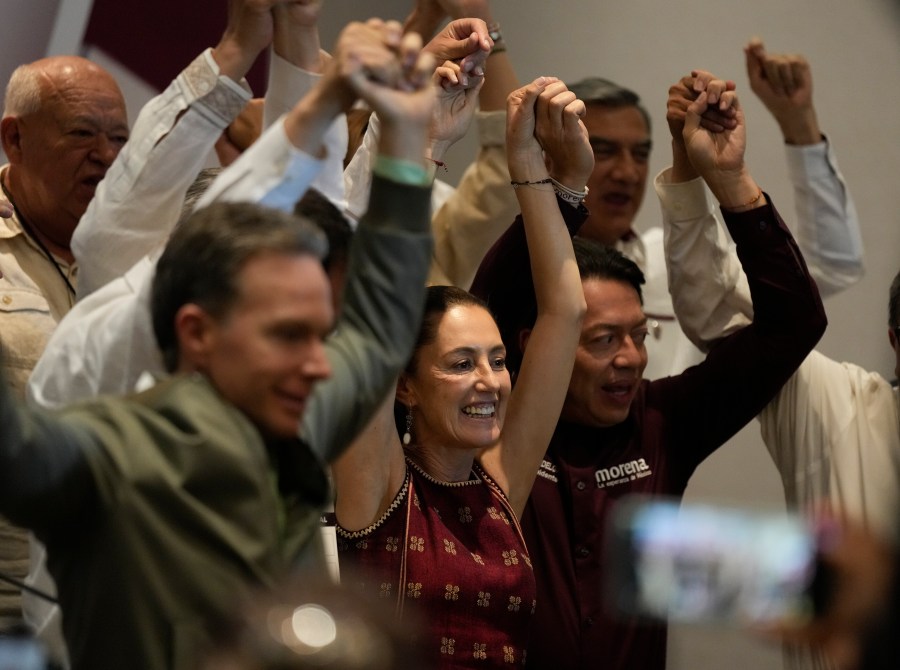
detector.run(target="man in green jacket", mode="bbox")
[0,19,437,670]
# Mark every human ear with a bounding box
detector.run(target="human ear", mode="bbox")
[395,373,417,408]
[518,328,533,354]
[1,117,23,163]
[173,304,217,373]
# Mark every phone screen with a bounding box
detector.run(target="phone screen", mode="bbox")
[0,636,46,670]
[605,496,821,626]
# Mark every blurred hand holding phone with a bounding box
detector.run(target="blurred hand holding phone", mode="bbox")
[605,495,833,627]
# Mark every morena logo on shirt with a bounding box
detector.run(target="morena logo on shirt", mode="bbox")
[595,458,652,489]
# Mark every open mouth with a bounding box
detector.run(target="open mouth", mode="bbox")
[462,403,496,418]
[601,381,636,404]
[602,192,632,207]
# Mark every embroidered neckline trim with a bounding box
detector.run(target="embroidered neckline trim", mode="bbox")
[406,457,483,488]
[336,470,411,539]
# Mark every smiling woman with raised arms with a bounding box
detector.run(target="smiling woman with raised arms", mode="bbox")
[332,75,590,668]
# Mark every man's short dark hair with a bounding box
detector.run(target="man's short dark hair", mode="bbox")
[484,235,645,376]
[890,269,900,329]
[573,237,645,301]
[566,76,651,132]
[151,201,327,372]
[294,189,353,274]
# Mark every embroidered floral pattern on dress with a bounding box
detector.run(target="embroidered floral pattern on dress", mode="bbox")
[338,460,535,668]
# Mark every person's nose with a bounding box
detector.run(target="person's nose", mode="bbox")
[300,338,332,382]
[474,362,501,393]
[90,134,120,168]
[613,335,643,369]
[610,150,641,184]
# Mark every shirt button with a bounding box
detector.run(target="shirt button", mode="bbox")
[576,546,590,559]
[758,220,767,231]
[585,616,595,627]
[576,481,587,491]
[1,295,11,305]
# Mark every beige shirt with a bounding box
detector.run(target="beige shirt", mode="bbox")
[0,185,76,626]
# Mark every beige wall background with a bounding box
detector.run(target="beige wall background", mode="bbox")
[5,1,898,668]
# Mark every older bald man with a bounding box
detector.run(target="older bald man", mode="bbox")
[0,55,127,630]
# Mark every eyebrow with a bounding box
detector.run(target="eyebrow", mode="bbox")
[584,318,649,334]
[445,344,506,357]
[66,116,129,133]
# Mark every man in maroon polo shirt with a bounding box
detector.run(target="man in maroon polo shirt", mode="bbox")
[470,77,826,669]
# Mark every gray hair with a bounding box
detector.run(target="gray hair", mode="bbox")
[565,76,651,132]
[3,63,43,117]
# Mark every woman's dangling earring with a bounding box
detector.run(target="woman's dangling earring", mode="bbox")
[402,407,413,446]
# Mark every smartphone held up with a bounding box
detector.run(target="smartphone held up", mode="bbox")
[605,496,833,627]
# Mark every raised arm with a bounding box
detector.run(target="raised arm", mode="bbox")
[343,17,489,222]
[27,20,414,411]
[320,26,438,531]
[422,0,524,288]
[745,38,864,295]
[71,0,273,298]
[299,24,436,464]
[654,86,828,460]
[655,72,753,351]
[478,78,588,517]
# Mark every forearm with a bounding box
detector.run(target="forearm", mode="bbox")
[660,196,827,458]
[429,111,519,288]
[196,113,325,212]
[786,140,864,296]
[273,20,323,76]
[73,49,250,298]
[27,260,162,409]
[301,173,433,462]
[654,167,752,350]
[723,196,826,344]
[517,187,583,316]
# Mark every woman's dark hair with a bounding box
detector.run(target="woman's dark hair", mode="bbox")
[392,285,495,437]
